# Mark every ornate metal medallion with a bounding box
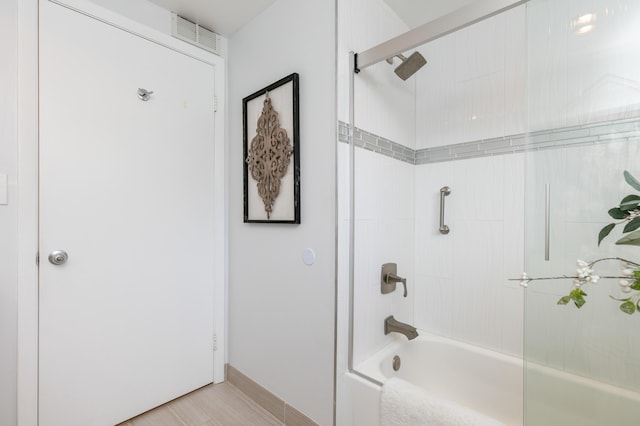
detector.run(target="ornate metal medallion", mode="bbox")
[246,93,293,219]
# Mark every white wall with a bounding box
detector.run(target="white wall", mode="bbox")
[87,0,171,34]
[227,0,336,424]
[0,1,18,424]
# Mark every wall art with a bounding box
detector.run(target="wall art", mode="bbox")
[243,73,300,223]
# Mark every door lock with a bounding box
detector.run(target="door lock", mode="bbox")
[48,250,69,266]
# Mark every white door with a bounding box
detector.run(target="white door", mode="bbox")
[39,2,216,425]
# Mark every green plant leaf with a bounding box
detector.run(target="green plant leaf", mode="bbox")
[620,195,640,210]
[557,296,571,305]
[570,288,587,297]
[624,217,640,233]
[616,229,640,246]
[608,207,627,219]
[598,223,616,246]
[573,296,586,308]
[620,300,636,315]
[570,289,587,308]
[634,270,640,278]
[631,280,640,291]
[624,170,640,192]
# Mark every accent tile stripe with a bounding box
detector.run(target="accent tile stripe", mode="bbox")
[338,116,640,165]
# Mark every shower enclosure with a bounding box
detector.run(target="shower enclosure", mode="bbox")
[337,0,640,424]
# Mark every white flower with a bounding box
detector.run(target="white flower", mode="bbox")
[519,272,529,288]
[619,279,633,294]
[622,268,635,276]
[620,279,631,287]
[587,275,600,283]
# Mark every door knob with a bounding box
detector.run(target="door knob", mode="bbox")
[48,250,68,266]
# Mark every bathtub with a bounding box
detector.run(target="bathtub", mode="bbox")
[344,332,640,426]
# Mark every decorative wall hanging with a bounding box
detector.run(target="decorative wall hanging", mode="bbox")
[243,73,300,223]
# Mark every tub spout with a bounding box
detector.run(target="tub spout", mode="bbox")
[384,315,419,340]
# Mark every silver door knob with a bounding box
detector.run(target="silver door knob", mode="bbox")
[48,250,68,265]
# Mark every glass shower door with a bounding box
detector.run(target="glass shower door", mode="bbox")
[524,0,640,424]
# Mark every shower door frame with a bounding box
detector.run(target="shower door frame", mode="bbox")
[345,0,529,382]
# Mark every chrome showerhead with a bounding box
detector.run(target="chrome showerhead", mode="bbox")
[386,51,427,81]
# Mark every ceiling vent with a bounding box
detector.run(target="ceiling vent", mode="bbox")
[171,13,221,55]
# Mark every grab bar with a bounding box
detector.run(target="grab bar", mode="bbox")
[439,186,451,234]
[544,183,550,261]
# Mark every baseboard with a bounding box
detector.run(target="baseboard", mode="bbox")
[226,364,319,426]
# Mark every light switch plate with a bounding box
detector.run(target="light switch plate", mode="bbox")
[0,174,8,205]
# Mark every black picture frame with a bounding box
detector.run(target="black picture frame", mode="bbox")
[243,73,300,224]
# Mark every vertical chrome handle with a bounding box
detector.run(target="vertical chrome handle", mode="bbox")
[544,183,550,261]
[439,186,451,234]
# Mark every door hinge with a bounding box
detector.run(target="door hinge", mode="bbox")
[36,252,39,266]
[213,95,218,113]
[213,333,218,351]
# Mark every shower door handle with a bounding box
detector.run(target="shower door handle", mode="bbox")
[544,184,550,261]
[439,186,451,234]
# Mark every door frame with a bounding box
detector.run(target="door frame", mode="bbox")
[17,1,227,424]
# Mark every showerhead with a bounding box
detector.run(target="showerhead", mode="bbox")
[387,51,427,81]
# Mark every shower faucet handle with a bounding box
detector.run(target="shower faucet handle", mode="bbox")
[381,263,408,297]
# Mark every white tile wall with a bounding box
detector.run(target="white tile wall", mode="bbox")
[504,6,527,136]
[415,5,526,149]
[414,154,525,355]
[529,0,640,130]
[352,148,415,365]
[413,139,640,381]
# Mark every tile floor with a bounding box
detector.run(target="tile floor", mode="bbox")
[117,383,283,426]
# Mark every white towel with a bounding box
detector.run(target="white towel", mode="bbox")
[380,377,505,426]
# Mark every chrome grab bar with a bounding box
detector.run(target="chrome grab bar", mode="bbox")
[439,186,451,234]
[545,183,550,261]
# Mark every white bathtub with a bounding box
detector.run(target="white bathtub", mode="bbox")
[345,332,640,426]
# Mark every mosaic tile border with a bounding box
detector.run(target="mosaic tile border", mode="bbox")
[337,122,415,164]
[338,116,640,165]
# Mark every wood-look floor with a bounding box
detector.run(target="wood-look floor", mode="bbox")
[117,383,284,426]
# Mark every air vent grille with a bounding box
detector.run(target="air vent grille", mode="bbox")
[171,13,220,55]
